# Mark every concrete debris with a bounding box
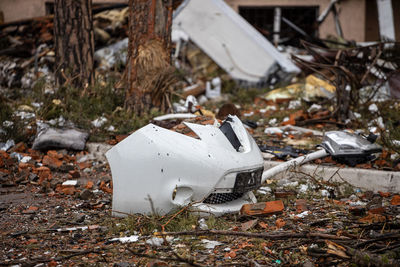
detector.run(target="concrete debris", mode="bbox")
[62,180,78,187]
[32,127,89,151]
[202,239,222,249]
[146,236,173,247]
[109,235,140,244]
[368,103,379,113]
[264,127,283,135]
[0,139,15,151]
[294,210,310,219]
[307,104,322,113]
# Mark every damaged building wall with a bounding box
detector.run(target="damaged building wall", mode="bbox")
[0,0,47,23]
[224,0,399,42]
[0,0,128,23]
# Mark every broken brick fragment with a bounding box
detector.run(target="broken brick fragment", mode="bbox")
[275,218,286,229]
[27,149,41,160]
[378,191,391,198]
[359,213,386,223]
[42,155,63,169]
[240,200,284,216]
[99,181,112,194]
[78,161,91,170]
[35,166,52,183]
[85,180,94,189]
[47,150,63,160]
[18,162,33,170]
[9,142,27,153]
[390,195,400,206]
[61,186,76,195]
[368,207,385,214]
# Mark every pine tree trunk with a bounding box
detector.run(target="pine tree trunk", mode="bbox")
[125,0,174,115]
[54,0,95,90]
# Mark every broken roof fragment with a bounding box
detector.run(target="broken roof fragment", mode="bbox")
[173,0,300,83]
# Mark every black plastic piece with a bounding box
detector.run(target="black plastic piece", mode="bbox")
[243,120,258,129]
[366,133,378,143]
[220,117,242,151]
[233,167,263,194]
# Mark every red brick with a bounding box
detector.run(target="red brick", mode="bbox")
[275,218,286,229]
[62,186,76,195]
[391,195,400,206]
[85,181,94,189]
[10,142,27,153]
[368,207,385,214]
[78,162,91,170]
[359,213,386,223]
[35,166,52,183]
[240,200,284,216]
[99,181,112,194]
[42,155,63,169]
[47,150,63,160]
[378,191,391,198]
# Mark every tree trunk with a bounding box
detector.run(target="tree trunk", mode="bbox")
[125,0,174,115]
[54,0,95,90]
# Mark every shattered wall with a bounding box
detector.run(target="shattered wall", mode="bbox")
[225,0,398,42]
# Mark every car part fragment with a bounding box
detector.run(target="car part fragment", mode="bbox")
[320,131,381,166]
[106,115,263,217]
[261,131,382,183]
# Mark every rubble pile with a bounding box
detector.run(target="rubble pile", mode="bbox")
[1,136,400,265]
[1,0,400,265]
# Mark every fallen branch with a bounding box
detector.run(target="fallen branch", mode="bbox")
[0,249,102,266]
[355,234,400,248]
[161,230,350,240]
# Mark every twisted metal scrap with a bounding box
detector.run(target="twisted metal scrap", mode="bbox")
[292,41,400,122]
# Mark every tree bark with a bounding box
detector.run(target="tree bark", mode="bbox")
[125,0,174,115]
[54,0,95,90]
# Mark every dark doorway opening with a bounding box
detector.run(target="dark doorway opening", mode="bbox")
[239,6,319,47]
